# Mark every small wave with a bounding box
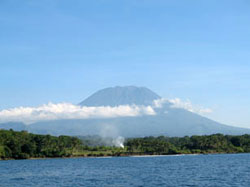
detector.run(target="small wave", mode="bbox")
[130,155,179,158]
[95,156,113,159]
[11,177,25,181]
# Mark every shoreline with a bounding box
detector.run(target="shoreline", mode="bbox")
[1,152,247,161]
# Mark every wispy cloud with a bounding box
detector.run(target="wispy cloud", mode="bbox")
[0,103,156,124]
[153,98,212,115]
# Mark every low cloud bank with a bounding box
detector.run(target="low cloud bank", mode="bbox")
[0,103,156,124]
[0,98,212,124]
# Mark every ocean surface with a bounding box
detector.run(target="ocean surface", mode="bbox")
[0,154,249,187]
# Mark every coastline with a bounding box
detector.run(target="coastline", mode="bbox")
[1,130,249,161]
[1,152,246,161]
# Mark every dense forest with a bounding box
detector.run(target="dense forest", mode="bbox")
[0,129,250,160]
[125,134,250,155]
[0,129,82,159]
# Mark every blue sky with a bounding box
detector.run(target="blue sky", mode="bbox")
[0,0,250,128]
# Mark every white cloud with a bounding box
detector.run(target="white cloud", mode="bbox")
[169,98,212,114]
[0,99,212,124]
[0,103,156,124]
[153,98,212,115]
[153,98,170,108]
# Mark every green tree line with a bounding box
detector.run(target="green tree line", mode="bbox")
[1,129,250,160]
[125,134,250,155]
[0,129,82,159]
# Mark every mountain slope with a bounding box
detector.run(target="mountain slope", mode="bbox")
[79,86,161,106]
[0,122,27,131]
[25,104,250,137]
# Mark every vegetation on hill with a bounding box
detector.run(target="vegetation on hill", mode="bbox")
[125,134,250,155]
[0,129,250,160]
[0,129,82,159]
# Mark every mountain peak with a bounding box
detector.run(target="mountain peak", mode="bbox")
[79,86,161,106]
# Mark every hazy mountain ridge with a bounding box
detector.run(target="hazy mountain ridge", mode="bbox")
[0,122,27,132]
[1,86,250,137]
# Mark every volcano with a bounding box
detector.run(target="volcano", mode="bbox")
[1,86,250,137]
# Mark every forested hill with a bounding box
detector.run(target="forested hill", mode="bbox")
[0,129,82,159]
[125,134,250,154]
[0,129,250,160]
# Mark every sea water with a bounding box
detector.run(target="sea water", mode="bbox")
[0,153,249,186]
